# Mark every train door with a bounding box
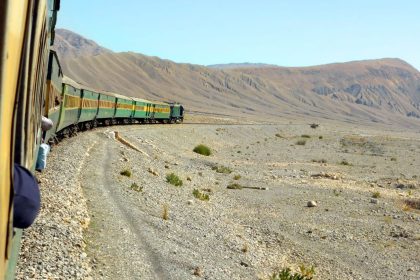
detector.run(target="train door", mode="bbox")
[170,104,174,120]
[145,104,151,119]
[151,104,155,119]
[78,89,84,121]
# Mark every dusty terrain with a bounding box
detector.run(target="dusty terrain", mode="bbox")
[16,116,420,279]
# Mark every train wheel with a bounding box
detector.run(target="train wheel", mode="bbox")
[70,126,78,137]
[62,128,69,138]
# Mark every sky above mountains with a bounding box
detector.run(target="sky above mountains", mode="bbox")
[57,0,420,70]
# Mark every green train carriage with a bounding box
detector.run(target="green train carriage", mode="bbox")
[97,91,117,125]
[44,50,63,141]
[132,97,152,122]
[114,93,135,123]
[151,101,171,122]
[79,88,100,129]
[56,77,82,136]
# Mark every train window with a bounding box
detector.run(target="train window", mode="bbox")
[54,94,60,107]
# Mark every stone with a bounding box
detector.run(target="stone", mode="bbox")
[148,168,159,176]
[370,198,378,204]
[307,201,317,207]
[193,266,202,276]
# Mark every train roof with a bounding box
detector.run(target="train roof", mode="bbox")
[132,97,170,106]
[61,76,173,106]
[102,91,133,100]
[62,76,81,89]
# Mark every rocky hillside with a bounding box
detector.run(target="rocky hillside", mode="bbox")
[54,29,111,60]
[54,29,420,127]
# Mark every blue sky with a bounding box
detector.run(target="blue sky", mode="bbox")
[57,0,420,70]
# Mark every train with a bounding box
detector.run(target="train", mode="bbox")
[44,51,184,143]
[1,0,60,278]
[0,0,183,278]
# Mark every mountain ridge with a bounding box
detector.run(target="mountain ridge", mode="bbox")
[54,29,420,128]
[54,29,112,59]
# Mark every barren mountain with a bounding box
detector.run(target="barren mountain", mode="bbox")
[54,29,111,60]
[54,29,420,128]
[208,63,276,69]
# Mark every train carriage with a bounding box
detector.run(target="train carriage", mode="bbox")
[1,0,186,277]
[152,101,171,121]
[114,93,134,122]
[45,50,63,141]
[79,88,100,129]
[56,77,82,134]
[132,97,151,121]
[97,91,117,125]
[0,0,60,278]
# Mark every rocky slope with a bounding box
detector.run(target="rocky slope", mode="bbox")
[54,29,111,60]
[54,29,420,128]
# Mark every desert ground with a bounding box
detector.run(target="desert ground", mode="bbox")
[16,115,420,279]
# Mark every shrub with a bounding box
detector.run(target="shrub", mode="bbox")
[311,159,327,163]
[212,165,232,174]
[166,173,183,186]
[372,191,381,198]
[403,199,420,210]
[275,133,284,138]
[390,157,397,161]
[319,135,323,139]
[227,183,243,189]
[340,160,351,166]
[193,189,210,201]
[193,144,211,156]
[130,182,143,192]
[301,134,311,138]
[310,123,319,129]
[241,243,248,253]
[296,140,306,146]
[120,169,132,177]
[233,174,241,180]
[270,265,315,280]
